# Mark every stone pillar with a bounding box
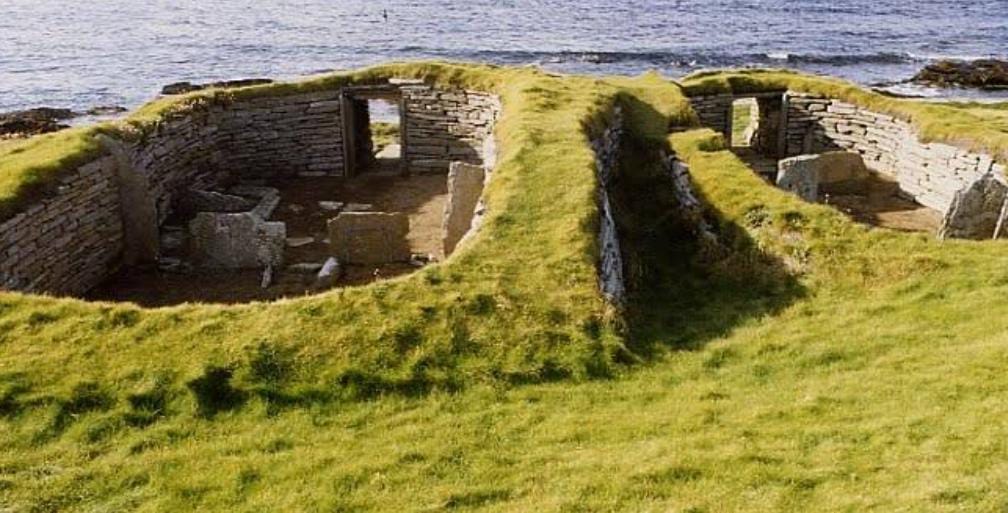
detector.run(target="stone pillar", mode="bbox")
[97,135,159,266]
[442,162,485,256]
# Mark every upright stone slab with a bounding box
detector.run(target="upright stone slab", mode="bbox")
[99,135,159,266]
[777,151,869,201]
[938,174,1008,239]
[442,162,485,255]
[776,154,821,201]
[328,212,410,264]
[189,212,286,269]
[816,151,870,193]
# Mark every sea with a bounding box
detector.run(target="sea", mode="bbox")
[2,0,1007,115]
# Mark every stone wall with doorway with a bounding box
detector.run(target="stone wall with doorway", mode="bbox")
[401,87,501,174]
[1,81,503,297]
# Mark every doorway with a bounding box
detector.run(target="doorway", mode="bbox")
[341,87,405,177]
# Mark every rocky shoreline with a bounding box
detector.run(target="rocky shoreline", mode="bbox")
[0,105,127,139]
[911,59,1008,90]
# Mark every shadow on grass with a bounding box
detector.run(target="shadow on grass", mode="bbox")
[611,95,806,359]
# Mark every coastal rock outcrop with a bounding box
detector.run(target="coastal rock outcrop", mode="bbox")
[161,78,274,95]
[912,59,1008,90]
[0,107,77,136]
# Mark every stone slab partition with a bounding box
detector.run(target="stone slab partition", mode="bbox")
[592,107,625,305]
[0,157,124,295]
[402,86,501,174]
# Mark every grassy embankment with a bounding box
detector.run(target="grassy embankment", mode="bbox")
[4,66,1008,511]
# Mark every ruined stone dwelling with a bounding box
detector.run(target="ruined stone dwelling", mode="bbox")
[689,91,1008,238]
[0,80,500,303]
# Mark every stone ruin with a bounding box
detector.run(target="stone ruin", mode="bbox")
[688,90,1007,238]
[0,78,500,301]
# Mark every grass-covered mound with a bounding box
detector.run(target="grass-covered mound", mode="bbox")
[4,64,1008,511]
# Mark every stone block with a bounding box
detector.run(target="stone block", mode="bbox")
[777,151,870,200]
[189,212,286,269]
[939,174,1008,240]
[327,212,410,264]
[442,162,485,255]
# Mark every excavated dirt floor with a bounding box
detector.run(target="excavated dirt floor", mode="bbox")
[88,171,448,307]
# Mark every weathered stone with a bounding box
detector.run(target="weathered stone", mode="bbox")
[912,59,1008,90]
[318,201,345,212]
[939,175,1008,239]
[288,262,324,274]
[343,203,373,212]
[189,212,285,269]
[286,237,315,248]
[178,189,255,217]
[316,257,342,288]
[327,212,410,264]
[442,162,485,255]
[777,151,869,201]
[776,155,821,201]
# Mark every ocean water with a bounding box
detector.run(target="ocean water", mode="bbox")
[1,0,1007,113]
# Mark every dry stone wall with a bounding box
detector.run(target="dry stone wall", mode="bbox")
[783,93,1006,215]
[0,157,124,295]
[1,81,501,297]
[688,89,1006,238]
[402,87,501,174]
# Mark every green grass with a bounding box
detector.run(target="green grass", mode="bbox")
[5,65,1008,511]
[731,99,754,147]
[370,121,400,150]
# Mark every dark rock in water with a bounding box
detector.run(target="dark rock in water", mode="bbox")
[161,78,274,95]
[0,107,79,136]
[912,59,1008,90]
[86,105,128,116]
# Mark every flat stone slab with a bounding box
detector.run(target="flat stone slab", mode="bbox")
[777,151,869,201]
[344,203,373,212]
[286,237,315,248]
[442,162,485,255]
[287,262,324,274]
[327,212,410,264]
[318,201,345,212]
[189,212,285,269]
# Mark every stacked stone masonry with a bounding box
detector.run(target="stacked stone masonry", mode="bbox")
[403,87,501,174]
[0,82,502,296]
[783,93,1006,215]
[0,157,124,295]
[689,91,1007,237]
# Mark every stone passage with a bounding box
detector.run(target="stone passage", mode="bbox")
[688,90,1005,238]
[1,78,500,301]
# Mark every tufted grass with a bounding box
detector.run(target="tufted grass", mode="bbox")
[5,65,1008,511]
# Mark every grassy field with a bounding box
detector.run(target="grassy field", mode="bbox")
[4,65,1008,511]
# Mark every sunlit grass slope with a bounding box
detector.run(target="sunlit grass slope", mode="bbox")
[3,65,1008,511]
